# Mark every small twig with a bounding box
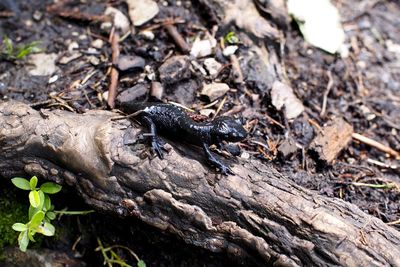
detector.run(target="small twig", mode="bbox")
[80,69,98,85]
[0,11,14,18]
[352,133,400,159]
[141,18,185,32]
[47,1,109,23]
[111,110,143,121]
[320,70,333,118]
[167,101,195,113]
[351,182,396,189]
[119,30,132,43]
[29,99,54,108]
[230,54,244,84]
[164,22,190,53]
[212,96,227,119]
[265,114,285,129]
[202,99,219,109]
[308,118,323,133]
[250,140,270,150]
[387,219,400,225]
[222,105,245,117]
[107,30,120,109]
[72,236,82,251]
[367,158,398,170]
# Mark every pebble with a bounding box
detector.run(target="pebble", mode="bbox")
[203,58,222,78]
[91,39,104,49]
[116,55,145,72]
[102,91,109,102]
[201,82,230,102]
[150,81,163,100]
[159,55,191,84]
[139,30,155,40]
[190,37,217,58]
[117,83,148,103]
[222,45,238,57]
[144,65,156,81]
[59,51,82,64]
[126,0,159,26]
[48,75,59,84]
[240,151,250,159]
[89,56,100,66]
[87,47,99,54]
[68,42,79,52]
[32,10,43,21]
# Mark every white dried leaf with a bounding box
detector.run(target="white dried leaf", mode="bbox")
[271,81,304,120]
[105,7,130,33]
[288,0,345,54]
[190,37,217,58]
[28,53,58,76]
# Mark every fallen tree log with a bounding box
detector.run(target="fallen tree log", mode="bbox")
[1,101,399,266]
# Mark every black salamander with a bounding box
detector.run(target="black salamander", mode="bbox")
[120,102,247,175]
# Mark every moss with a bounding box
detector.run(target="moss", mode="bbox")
[0,186,28,255]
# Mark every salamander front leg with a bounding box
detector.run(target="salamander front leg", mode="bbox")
[142,116,164,159]
[202,143,233,175]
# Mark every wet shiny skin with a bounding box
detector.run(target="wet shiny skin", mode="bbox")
[120,102,247,174]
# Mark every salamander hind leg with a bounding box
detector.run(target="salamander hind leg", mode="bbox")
[202,143,234,175]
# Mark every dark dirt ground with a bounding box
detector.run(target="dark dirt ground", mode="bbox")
[1,0,400,266]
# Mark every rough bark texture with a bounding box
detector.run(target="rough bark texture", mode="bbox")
[1,101,400,266]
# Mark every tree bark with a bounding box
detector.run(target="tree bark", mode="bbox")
[1,101,399,266]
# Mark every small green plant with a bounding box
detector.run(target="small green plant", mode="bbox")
[96,238,146,267]
[224,31,240,45]
[11,176,94,252]
[0,36,41,60]
[11,176,61,252]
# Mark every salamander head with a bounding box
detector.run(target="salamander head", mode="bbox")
[211,116,247,143]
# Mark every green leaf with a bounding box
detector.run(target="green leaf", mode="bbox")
[15,41,41,59]
[39,222,55,236]
[137,260,146,267]
[27,230,36,242]
[40,182,62,194]
[29,206,39,220]
[38,190,45,210]
[224,31,239,44]
[3,36,14,56]
[29,176,38,190]
[29,190,41,208]
[44,194,51,211]
[18,231,29,252]
[12,223,28,232]
[46,211,56,220]
[11,177,31,190]
[29,211,44,230]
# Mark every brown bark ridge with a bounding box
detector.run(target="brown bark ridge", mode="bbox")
[1,101,400,266]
